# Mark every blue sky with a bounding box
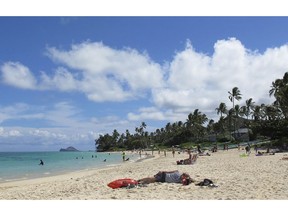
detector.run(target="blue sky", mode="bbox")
[1,16,288,151]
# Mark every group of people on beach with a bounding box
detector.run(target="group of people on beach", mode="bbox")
[118,144,278,189]
[135,144,277,188]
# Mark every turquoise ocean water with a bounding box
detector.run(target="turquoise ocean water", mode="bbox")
[0,151,135,183]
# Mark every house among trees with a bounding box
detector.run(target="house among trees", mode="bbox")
[232,128,251,142]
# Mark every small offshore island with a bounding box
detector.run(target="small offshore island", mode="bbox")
[59,146,80,152]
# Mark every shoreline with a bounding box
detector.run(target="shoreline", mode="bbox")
[0,151,144,184]
[0,152,154,187]
[1,148,288,200]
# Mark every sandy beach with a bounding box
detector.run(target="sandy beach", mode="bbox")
[0,148,288,201]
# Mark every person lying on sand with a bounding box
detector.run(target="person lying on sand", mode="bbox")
[198,151,211,156]
[256,151,275,156]
[138,170,194,185]
[177,153,198,165]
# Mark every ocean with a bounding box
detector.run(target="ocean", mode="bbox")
[0,151,135,183]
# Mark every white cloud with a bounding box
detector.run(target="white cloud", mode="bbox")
[46,41,164,101]
[148,38,288,120]
[0,103,31,123]
[0,126,100,151]
[40,67,79,91]
[0,101,132,150]
[0,127,22,137]
[128,107,166,121]
[1,42,164,102]
[1,62,37,89]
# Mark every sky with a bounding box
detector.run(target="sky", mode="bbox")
[1,14,288,151]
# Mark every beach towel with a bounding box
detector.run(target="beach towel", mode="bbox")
[107,178,138,189]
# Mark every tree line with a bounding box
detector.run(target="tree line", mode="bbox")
[95,72,288,152]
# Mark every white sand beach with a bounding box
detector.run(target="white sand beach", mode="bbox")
[0,148,288,200]
[1,148,288,216]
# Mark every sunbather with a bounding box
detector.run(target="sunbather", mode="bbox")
[138,170,194,185]
[198,151,211,156]
[177,153,198,165]
[256,151,275,156]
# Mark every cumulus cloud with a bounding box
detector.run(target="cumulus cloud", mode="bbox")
[128,107,166,121]
[40,67,79,91]
[1,62,37,89]
[145,38,288,122]
[45,41,165,101]
[0,42,164,102]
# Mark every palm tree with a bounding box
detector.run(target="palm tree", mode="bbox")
[270,72,288,119]
[215,102,227,118]
[217,116,226,139]
[241,98,254,120]
[240,98,255,141]
[227,108,235,140]
[228,87,242,140]
[228,87,242,109]
[252,105,262,121]
[165,122,172,134]
[112,129,120,145]
[207,119,215,137]
[234,104,242,138]
[269,78,284,97]
[139,122,147,148]
[185,109,208,141]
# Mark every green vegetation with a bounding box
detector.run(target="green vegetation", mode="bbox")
[95,72,288,152]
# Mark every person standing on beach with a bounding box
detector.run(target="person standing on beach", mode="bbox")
[254,145,258,153]
[122,151,126,161]
[245,144,251,155]
[172,147,175,157]
[187,148,192,156]
[197,144,202,154]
